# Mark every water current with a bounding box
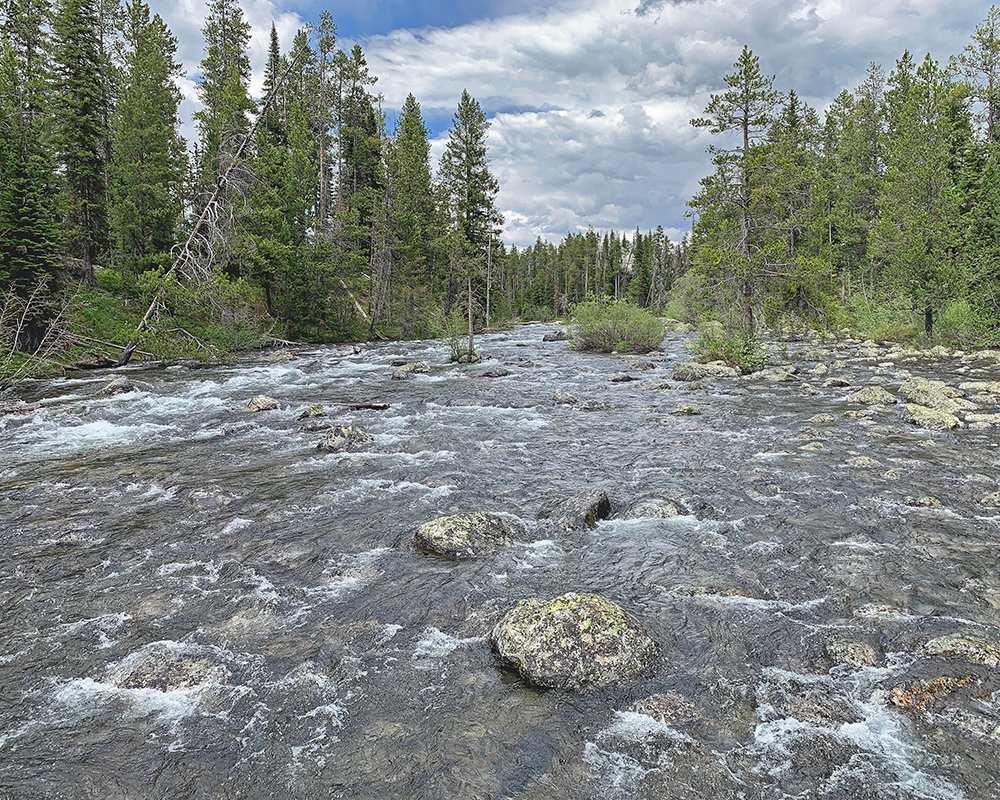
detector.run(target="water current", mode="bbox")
[1,324,999,799]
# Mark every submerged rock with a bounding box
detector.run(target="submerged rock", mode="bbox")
[474,367,511,378]
[489,592,657,689]
[671,361,739,381]
[628,692,705,728]
[552,389,578,405]
[109,643,231,691]
[903,403,962,431]
[0,400,42,416]
[392,361,429,380]
[846,456,882,469]
[301,419,332,432]
[102,376,136,396]
[317,425,374,453]
[623,499,682,519]
[923,633,1000,666]
[246,395,280,412]
[413,512,517,559]
[545,488,611,530]
[825,637,878,667]
[578,400,617,412]
[888,676,973,712]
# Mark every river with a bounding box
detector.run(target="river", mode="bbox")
[1,323,998,799]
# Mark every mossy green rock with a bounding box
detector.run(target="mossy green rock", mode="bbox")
[923,633,1000,666]
[317,425,374,453]
[546,488,611,530]
[489,592,658,689]
[845,386,896,405]
[413,512,517,559]
[899,377,962,408]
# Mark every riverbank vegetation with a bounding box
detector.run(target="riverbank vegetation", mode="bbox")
[4,2,1000,385]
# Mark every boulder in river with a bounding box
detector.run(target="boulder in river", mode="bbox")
[109,643,231,691]
[923,632,1000,666]
[413,512,517,559]
[298,403,325,419]
[671,361,739,381]
[899,377,964,409]
[317,425,374,453]
[609,372,636,382]
[623,499,682,519]
[489,592,657,689]
[542,329,568,342]
[246,395,280,412]
[392,361,429,380]
[545,488,611,530]
[474,367,511,378]
[845,386,896,405]
[102,376,136,396]
[903,403,962,431]
[0,400,42,416]
[825,637,878,667]
[627,692,705,729]
[553,389,578,405]
[578,400,617,412]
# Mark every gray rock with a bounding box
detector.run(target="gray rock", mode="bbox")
[638,379,672,390]
[623,499,682,519]
[808,413,836,424]
[628,692,704,728]
[298,403,326,419]
[845,386,896,405]
[899,377,964,409]
[825,638,878,667]
[246,395,280,412]
[903,403,962,431]
[923,633,1000,666]
[301,419,333,432]
[625,358,655,370]
[671,361,739,381]
[102,377,136,396]
[413,512,517,559]
[578,400,617,412]
[455,353,482,364]
[109,643,230,691]
[542,329,568,342]
[609,372,636,382]
[546,488,611,530]
[489,592,657,689]
[474,367,512,378]
[0,400,42,416]
[392,361,430,380]
[553,389,578,405]
[822,377,852,388]
[317,425,374,453]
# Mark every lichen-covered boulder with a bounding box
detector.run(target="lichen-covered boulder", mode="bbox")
[623,499,682,519]
[489,592,658,689]
[246,395,280,412]
[671,361,739,382]
[392,361,429,380]
[903,403,962,431]
[899,377,964,409]
[317,425,374,453]
[923,633,1000,666]
[845,386,896,405]
[102,376,136,396]
[413,512,517,559]
[298,403,326,419]
[825,637,878,667]
[578,400,617,412]
[546,488,610,530]
[552,388,578,405]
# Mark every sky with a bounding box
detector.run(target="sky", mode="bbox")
[153,0,994,247]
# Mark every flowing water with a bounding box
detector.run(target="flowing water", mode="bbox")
[1,324,999,800]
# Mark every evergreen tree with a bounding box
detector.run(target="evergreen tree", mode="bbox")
[109,0,185,274]
[52,0,110,279]
[954,5,1000,143]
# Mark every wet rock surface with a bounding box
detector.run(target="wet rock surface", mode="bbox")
[489,592,658,689]
[544,487,611,530]
[316,425,374,452]
[413,512,518,559]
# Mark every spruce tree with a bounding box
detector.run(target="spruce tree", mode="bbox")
[110,0,185,274]
[52,0,110,280]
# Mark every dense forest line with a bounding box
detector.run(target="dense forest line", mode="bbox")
[3,1,1000,382]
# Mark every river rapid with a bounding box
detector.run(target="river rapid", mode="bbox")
[1,323,999,800]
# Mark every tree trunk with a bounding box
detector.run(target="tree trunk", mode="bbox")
[467,273,475,356]
[924,306,934,337]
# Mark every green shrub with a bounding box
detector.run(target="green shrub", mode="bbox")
[663,271,708,324]
[937,299,998,347]
[570,297,665,353]
[690,324,768,373]
[845,294,923,346]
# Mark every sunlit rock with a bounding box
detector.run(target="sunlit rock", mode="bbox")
[671,361,739,381]
[923,632,1000,666]
[902,403,962,431]
[317,425,374,453]
[246,395,279,412]
[102,376,136,396]
[489,592,657,689]
[413,512,517,559]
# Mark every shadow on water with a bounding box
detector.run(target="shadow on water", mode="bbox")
[1,324,999,799]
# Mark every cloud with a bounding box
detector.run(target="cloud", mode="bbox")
[148,0,992,247]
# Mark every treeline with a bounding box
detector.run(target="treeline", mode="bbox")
[0,0,514,349]
[683,7,1000,343]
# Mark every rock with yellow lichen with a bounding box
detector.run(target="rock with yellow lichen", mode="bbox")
[489,592,657,689]
[413,512,518,559]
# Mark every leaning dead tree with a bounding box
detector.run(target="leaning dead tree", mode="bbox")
[116,54,303,367]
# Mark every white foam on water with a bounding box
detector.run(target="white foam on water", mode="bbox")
[50,677,202,729]
[411,627,484,667]
[602,711,697,744]
[53,613,132,649]
[220,517,254,536]
[582,741,649,799]
[13,417,180,454]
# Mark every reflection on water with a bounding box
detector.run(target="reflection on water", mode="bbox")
[1,325,999,799]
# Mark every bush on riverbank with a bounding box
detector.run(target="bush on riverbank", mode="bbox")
[690,324,768,373]
[570,298,665,353]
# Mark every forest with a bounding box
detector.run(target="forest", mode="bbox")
[3,0,1000,382]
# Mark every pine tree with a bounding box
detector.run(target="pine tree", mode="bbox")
[109,0,185,274]
[52,0,110,279]
[954,5,1000,143]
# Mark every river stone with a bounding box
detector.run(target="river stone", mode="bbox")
[578,400,617,412]
[392,361,429,380]
[0,400,42,416]
[639,379,672,390]
[823,377,852,388]
[809,363,829,376]
[749,366,798,382]
[246,395,280,412]
[671,361,739,381]
[923,633,1000,666]
[809,413,836,424]
[553,389,578,405]
[610,372,636,382]
[110,645,231,691]
[301,419,332,432]
[542,329,568,342]
[845,386,896,405]
[846,456,882,469]
[102,376,136,396]
[624,358,655,370]
[489,592,658,689]
[454,353,482,364]
[899,377,963,408]
[799,382,820,395]
[413,513,517,559]
[546,488,611,530]
[474,367,512,378]
[298,403,325,419]
[888,676,973,712]
[825,638,878,667]
[623,499,682,519]
[903,403,962,431]
[317,425,374,453]
[981,492,1000,507]
[904,495,942,508]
